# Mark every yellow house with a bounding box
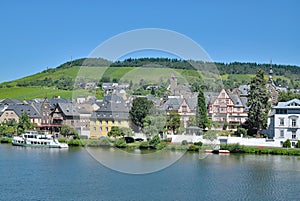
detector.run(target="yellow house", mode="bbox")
[90,98,129,139]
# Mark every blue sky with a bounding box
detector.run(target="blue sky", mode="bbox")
[0,0,299,82]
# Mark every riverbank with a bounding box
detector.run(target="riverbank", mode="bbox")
[2,137,300,156]
[220,143,300,156]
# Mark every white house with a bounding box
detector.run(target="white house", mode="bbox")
[268,99,300,147]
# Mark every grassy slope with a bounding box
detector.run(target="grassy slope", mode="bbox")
[0,64,293,99]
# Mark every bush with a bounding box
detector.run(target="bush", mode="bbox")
[58,138,67,143]
[283,139,291,148]
[86,138,111,147]
[181,140,188,145]
[139,141,150,149]
[193,141,203,146]
[187,145,200,152]
[156,142,168,150]
[67,139,83,146]
[295,140,300,148]
[163,138,172,143]
[0,137,12,143]
[236,128,247,137]
[149,135,161,148]
[220,143,245,153]
[114,138,127,148]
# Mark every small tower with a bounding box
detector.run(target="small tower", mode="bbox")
[268,60,273,83]
[170,73,177,95]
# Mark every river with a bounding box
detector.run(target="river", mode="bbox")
[0,144,299,201]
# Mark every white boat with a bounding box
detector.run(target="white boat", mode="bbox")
[12,131,68,148]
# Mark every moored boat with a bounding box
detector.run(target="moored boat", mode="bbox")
[212,149,230,154]
[12,131,68,148]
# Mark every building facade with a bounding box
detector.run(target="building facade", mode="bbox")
[268,99,300,147]
[90,96,129,139]
[206,89,248,130]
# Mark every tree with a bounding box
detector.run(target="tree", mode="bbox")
[143,109,166,138]
[236,128,247,137]
[196,89,209,129]
[166,111,181,134]
[188,116,196,127]
[149,135,161,148]
[121,127,133,137]
[129,97,154,131]
[108,126,124,138]
[17,113,33,134]
[278,91,300,102]
[203,130,218,145]
[247,69,271,136]
[283,139,291,148]
[61,125,78,138]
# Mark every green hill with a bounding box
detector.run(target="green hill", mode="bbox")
[0,58,299,100]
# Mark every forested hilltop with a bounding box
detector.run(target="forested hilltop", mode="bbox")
[0,57,299,100]
[111,58,300,88]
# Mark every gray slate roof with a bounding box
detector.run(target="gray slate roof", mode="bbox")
[274,99,300,109]
[57,103,80,117]
[6,104,40,118]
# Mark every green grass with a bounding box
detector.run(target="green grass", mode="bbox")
[0,87,72,99]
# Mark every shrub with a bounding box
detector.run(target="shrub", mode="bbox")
[86,138,111,147]
[114,138,127,148]
[156,142,167,150]
[220,143,245,153]
[58,138,67,143]
[295,140,300,148]
[283,139,291,148]
[67,139,83,146]
[181,140,188,145]
[139,141,150,149]
[194,141,203,146]
[187,145,199,152]
[0,137,12,143]
[149,135,161,148]
[163,138,172,143]
[236,128,247,137]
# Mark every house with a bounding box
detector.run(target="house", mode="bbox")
[0,103,41,126]
[90,95,129,139]
[102,82,118,94]
[162,95,197,129]
[77,104,93,138]
[267,99,300,147]
[50,103,80,133]
[205,89,248,130]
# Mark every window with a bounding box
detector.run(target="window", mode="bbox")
[182,106,187,112]
[292,119,296,127]
[280,130,284,138]
[279,118,284,126]
[292,131,296,139]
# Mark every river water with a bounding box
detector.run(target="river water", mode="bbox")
[0,144,299,201]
